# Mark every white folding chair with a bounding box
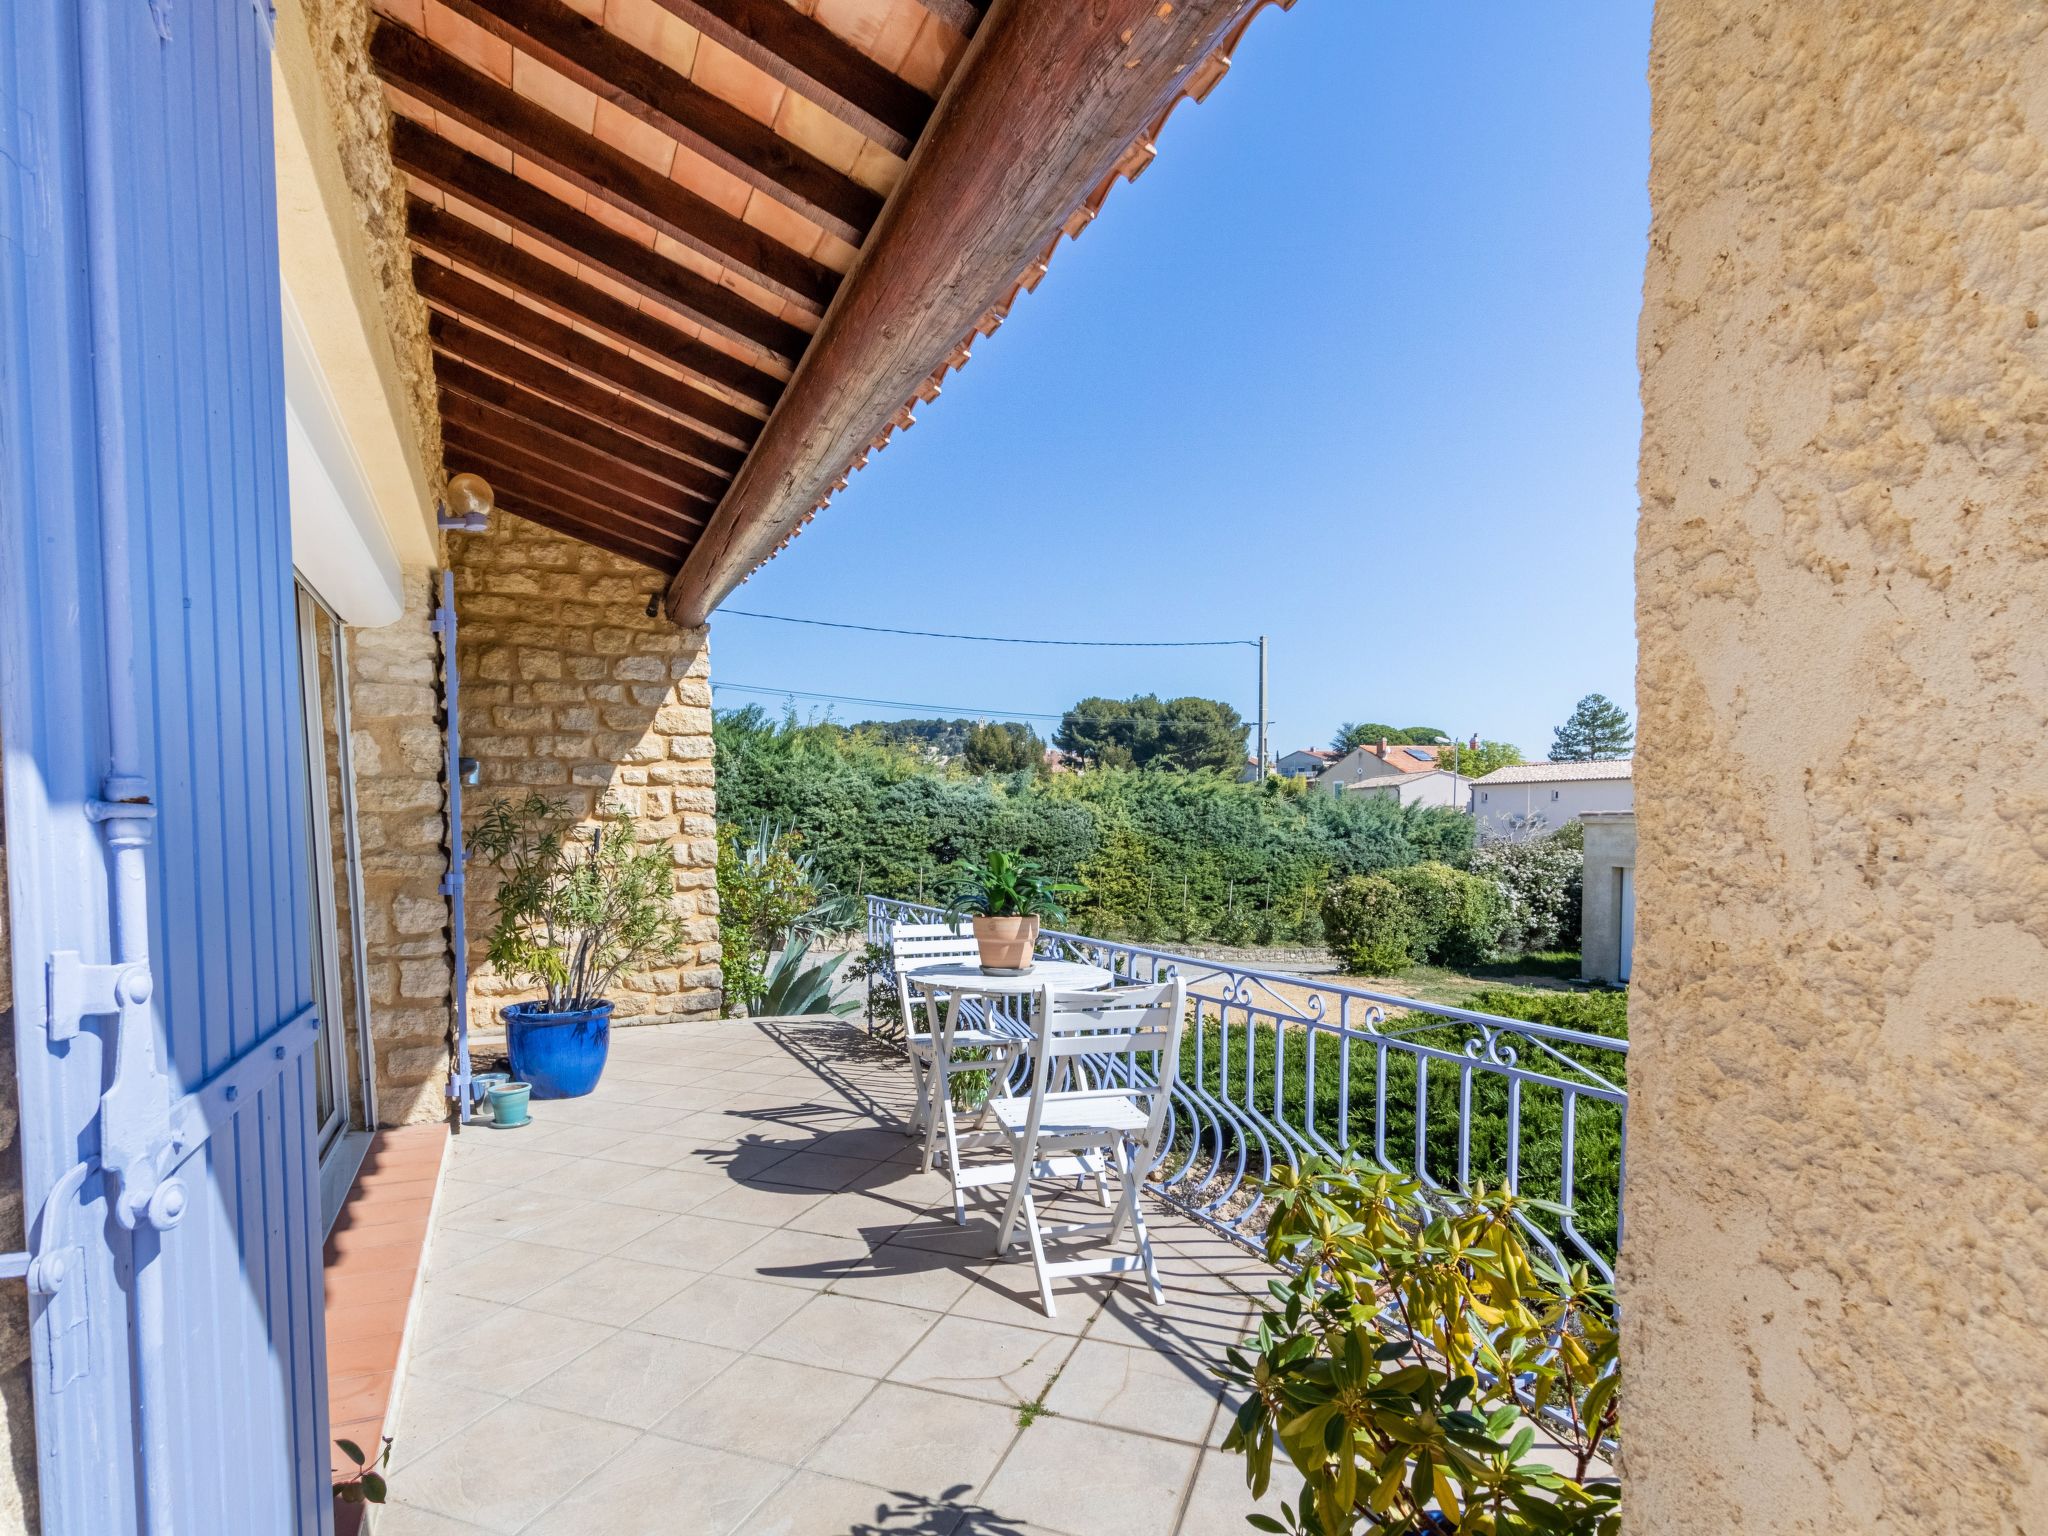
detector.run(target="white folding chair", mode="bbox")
[990,979,1187,1316]
[889,922,1022,1199]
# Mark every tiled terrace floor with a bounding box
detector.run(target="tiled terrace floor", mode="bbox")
[376,1017,1289,1536]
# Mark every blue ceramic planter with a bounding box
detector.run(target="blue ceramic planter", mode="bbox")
[504,1000,613,1099]
[487,1082,532,1128]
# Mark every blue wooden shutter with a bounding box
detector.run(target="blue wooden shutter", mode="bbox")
[0,2,332,1532]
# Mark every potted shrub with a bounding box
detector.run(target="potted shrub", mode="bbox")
[470,792,688,1099]
[944,850,1078,973]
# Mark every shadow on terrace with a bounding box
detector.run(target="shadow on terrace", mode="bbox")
[382,1016,1279,1536]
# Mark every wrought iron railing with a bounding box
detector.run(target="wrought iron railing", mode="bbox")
[863,895,1628,1279]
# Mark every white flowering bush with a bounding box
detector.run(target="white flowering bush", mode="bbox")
[1469,831,1583,952]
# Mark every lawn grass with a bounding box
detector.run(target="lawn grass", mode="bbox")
[1326,950,1588,1010]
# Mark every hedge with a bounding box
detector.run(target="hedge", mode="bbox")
[714,707,1475,945]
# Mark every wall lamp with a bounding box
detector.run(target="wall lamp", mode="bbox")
[437,471,494,532]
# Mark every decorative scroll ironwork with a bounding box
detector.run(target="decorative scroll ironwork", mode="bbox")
[863,896,1629,1279]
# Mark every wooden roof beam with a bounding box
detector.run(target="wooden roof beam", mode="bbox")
[664,0,1276,624]
[485,482,690,569]
[909,0,989,35]
[441,426,702,551]
[432,353,726,501]
[373,22,834,311]
[444,438,700,565]
[437,391,711,526]
[413,255,758,452]
[432,0,884,245]
[390,116,810,363]
[428,312,743,481]
[647,0,934,154]
[408,199,780,411]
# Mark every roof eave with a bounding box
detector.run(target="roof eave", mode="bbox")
[662,0,1292,626]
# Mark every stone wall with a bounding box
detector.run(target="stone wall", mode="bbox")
[451,516,721,1045]
[1629,3,2048,1529]
[279,0,442,488]
[349,572,459,1125]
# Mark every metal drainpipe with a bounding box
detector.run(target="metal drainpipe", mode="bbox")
[78,4,182,1531]
[434,570,473,1125]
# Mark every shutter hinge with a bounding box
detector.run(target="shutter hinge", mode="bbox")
[45,950,145,1044]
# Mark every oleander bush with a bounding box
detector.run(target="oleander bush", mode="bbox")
[1469,830,1584,953]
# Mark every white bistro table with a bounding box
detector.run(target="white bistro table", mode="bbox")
[902,957,1117,1008]
[901,959,1117,1221]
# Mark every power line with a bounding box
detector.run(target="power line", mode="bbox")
[712,679,1271,730]
[713,681,1070,723]
[719,608,1256,649]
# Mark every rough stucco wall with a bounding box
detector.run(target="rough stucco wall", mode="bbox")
[453,517,722,1044]
[284,0,441,487]
[1628,4,2048,1529]
[350,573,458,1124]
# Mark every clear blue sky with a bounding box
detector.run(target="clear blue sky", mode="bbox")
[710,2,1651,762]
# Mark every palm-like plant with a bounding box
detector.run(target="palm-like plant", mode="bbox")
[942,849,1079,925]
[470,792,689,1011]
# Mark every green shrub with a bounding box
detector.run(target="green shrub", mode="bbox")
[1320,874,1417,974]
[1383,860,1508,965]
[1465,985,1627,1040]
[1469,828,1584,951]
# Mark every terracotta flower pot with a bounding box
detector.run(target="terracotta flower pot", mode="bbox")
[972,914,1039,973]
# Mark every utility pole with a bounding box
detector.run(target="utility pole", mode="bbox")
[1256,635,1269,776]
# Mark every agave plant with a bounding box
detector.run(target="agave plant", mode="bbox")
[751,936,859,1018]
[737,820,861,937]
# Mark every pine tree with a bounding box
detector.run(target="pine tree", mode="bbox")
[1548,694,1634,762]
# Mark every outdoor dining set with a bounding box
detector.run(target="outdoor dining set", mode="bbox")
[884,920,1190,1318]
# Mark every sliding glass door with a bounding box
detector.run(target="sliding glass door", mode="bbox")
[295,581,376,1173]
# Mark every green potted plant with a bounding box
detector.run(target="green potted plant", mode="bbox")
[948,1044,994,1113]
[469,792,689,1098]
[943,850,1078,973]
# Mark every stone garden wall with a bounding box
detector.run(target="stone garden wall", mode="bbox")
[451,516,722,1048]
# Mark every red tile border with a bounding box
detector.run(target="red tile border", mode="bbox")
[323,1123,449,1514]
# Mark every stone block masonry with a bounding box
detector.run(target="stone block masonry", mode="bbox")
[349,571,459,1125]
[451,514,721,1046]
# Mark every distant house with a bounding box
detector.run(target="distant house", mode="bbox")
[1468,760,1634,839]
[1329,768,1466,810]
[1276,747,1340,780]
[1313,738,1444,794]
[1240,746,1340,782]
